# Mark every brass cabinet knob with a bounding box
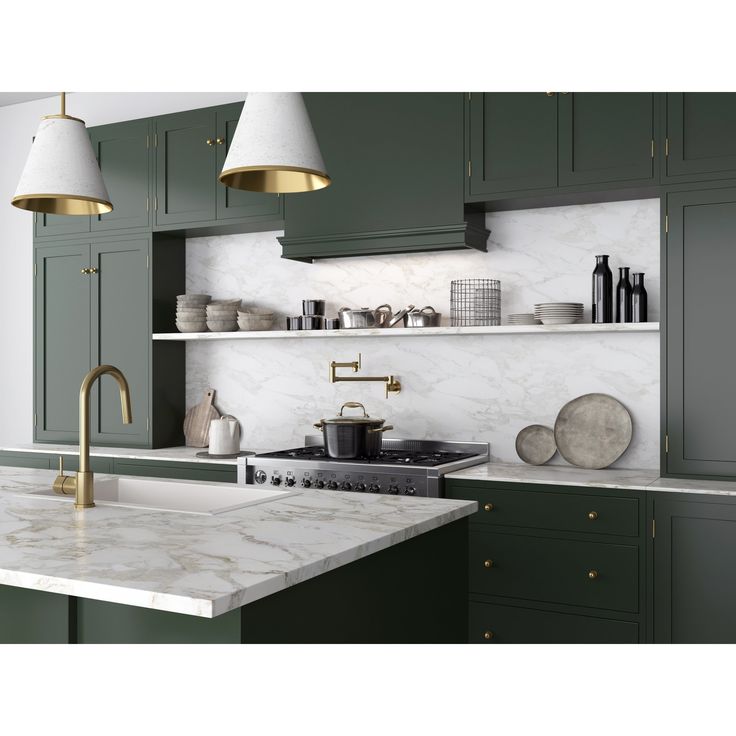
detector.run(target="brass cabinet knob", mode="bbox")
[88,267,98,274]
[587,570,599,580]
[484,559,494,568]
[215,138,225,145]
[80,268,88,275]
[588,511,598,521]
[483,503,494,512]
[545,91,556,96]
[483,630,494,640]
[206,138,215,146]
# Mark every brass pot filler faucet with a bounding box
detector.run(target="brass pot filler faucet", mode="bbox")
[329,353,401,398]
[53,365,132,509]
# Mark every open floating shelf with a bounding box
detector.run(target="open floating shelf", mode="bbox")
[152,322,660,341]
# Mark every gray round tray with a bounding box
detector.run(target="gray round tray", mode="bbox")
[515,425,557,465]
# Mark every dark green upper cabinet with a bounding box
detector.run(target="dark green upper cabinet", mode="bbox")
[215,103,283,223]
[467,92,558,198]
[664,186,736,478]
[279,93,488,261]
[558,93,656,187]
[155,109,217,226]
[664,93,736,183]
[652,494,736,643]
[34,243,91,443]
[90,119,152,233]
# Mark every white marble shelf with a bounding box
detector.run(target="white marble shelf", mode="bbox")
[152,322,660,341]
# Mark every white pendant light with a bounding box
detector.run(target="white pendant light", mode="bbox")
[219,92,331,194]
[12,92,112,215]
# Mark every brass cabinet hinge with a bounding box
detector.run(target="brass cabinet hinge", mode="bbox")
[665,214,669,234]
[665,138,669,157]
[665,433,669,453]
[652,518,656,539]
[146,254,150,269]
[154,196,158,211]
[468,92,472,101]
[146,417,150,432]
[146,196,149,213]
[154,132,158,147]
[467,160,472,178]
[146,134,149,149]
[651,139,655,159]
[34,413,37,427]
[33,263,37,276]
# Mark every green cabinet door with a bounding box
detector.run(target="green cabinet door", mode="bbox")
[35,211,91,239]
[34,243,91,442]
[280,93,487,260]
[91,118,152,233]
[558,93,655,187]
[665,93,736,182]
[653,495,736,643]
[155,109,217,225]
[467,92,558,197]
[665,187,736,477]
[89,238,150,446]
[215,102,283,222]
[0,585,73,643]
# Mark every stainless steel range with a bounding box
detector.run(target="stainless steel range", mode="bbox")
[237,438,489,497]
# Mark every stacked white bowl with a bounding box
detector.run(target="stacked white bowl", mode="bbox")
[176,294,210,332]
[206,299,241,332]
[237,307,275,331]
[533,302,584,325]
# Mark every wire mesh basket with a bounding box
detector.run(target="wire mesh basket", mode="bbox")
[450,279,501,326]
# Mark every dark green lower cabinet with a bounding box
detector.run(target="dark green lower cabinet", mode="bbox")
[470,600,639,644]
[111,459,236,484]
[0,586,74,644]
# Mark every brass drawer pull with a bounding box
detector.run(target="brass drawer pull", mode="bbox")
[545,92,556,96]
[215,137,225,145]
[587,570,599,580]
[483,630,494,640]
[206,138,215,146]
[484,559,494,569]
[483,503,494,512]
[588,511,598,521]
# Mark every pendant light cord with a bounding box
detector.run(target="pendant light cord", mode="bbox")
[60,91,66,116]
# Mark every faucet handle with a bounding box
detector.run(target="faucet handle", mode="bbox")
[53,455,76,496]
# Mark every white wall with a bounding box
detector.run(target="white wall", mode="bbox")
[186,199,661,469]
[0,93,247,445]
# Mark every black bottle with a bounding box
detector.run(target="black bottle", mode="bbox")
[616,267,632,323]
[592,255,613,323]
[632,272,648,323]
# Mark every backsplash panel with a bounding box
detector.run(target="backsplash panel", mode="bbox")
[185,198,660,468]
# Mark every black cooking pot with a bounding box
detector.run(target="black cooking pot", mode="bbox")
[313,402,393,459]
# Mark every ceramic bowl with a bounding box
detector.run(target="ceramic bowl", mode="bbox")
[206,319,238,332]
[238,316,273,331]
[238,307,274,318]
[176,321,208,333]
[209,299,242,306]
[177,294,211,304]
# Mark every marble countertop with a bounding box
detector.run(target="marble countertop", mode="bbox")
[1,443,245,466]
[445,461,736,496]
[0,466,475,618]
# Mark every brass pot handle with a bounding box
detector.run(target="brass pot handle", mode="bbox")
[368,424,393,434]
[339,402,368,417]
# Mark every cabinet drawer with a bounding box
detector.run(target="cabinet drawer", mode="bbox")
[112,459,236,484]
[469,531,639,612]
[448,485,638,537]
[469,600,639,644]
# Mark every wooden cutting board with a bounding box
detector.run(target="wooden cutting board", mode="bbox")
[183,389,220,447]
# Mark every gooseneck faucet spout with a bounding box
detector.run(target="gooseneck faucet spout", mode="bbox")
[53,365,132,509]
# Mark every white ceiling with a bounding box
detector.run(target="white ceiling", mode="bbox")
[0,92,57,107]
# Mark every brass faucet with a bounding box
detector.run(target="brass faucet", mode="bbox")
[329,353,401,398]
[53,365,132,509]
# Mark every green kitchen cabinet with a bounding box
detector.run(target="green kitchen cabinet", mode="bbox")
[663,93,736,183]
[90,118,152,233]
[34,211,91,239]
[0,585,74,644]
[467,92,559,198]
[0,452,52,470]
[446,479,646,643]
[652,493,736,643]
[558,92,656,187]
[34,234,185,449]
[663,186,736,477]
[111,458,236,484]
[279,93,488,260]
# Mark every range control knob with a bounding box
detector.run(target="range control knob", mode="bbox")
[315,479,325,489]
[368,484,381,494]
[254,470,267,484]
[271,476,282,486]
[326,481,338,490]
[341,481,353,491]
[301,478,312,488]
[284,477,296,487]
[404,486,416,496]
[355,482,366,493]
[387,485,400,495]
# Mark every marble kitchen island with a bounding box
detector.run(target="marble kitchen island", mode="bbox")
[0,466,474,643]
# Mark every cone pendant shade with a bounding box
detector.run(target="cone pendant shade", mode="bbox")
[219,92,331,194]
[12,94,112,215]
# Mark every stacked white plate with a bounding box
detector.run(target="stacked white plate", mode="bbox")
[506,313,540,326]
[533,302,584,325]
[176,294,210,332]
[206,299,241,332]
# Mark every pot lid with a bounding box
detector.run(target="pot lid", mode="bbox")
[318,402,385,426]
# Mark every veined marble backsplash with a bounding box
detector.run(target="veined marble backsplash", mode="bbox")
[185,199,660,469]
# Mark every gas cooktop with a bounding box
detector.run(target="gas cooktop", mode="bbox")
[255,446,480,468]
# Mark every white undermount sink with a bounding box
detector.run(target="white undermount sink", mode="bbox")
[22,477,297,515]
